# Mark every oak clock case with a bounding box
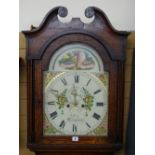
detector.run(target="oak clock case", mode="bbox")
[22,6,130,155]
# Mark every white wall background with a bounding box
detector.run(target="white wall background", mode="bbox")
[19,0,135,31]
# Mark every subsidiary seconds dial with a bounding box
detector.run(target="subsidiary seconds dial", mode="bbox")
[44,72,108,135]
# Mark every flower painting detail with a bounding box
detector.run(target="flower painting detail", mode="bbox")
[59,51,95,70]
[48,44,104,72]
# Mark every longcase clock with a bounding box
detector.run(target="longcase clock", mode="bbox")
[22,6,130,155]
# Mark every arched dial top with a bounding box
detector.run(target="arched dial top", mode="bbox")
[48,43,104,72]
[43,71,108,136]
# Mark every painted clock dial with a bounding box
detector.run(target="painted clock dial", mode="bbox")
[43,43,108,136]
[43,71,108,136]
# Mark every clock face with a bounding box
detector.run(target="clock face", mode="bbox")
[43,72,108,136]
[43,43,108,136]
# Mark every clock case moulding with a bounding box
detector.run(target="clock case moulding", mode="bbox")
[22,6,130,155]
